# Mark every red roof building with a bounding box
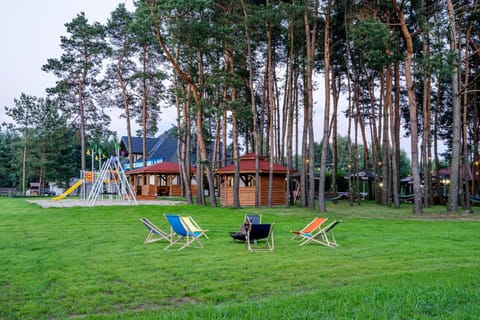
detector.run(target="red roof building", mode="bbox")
[216,153,297,206]
[126,162,197,199]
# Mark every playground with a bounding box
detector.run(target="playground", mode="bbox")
[52,150,138,206]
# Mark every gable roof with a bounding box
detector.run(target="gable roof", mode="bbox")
[147,128,178,162]
[120,136,158,155]
[120,127,178,163]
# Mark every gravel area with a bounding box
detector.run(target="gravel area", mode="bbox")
[26,198,185,208]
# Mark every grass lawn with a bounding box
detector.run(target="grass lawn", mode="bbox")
[1,197,479,319]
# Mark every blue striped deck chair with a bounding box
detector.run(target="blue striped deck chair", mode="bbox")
[140,217,172,244]
[164,214,204,251]
[300,220,341,247]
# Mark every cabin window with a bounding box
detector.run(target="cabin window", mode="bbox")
[240,175,256,187]
[228,175,256,187]
[157,176,167,186]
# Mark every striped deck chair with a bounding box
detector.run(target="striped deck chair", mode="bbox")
[246,223,275,252]
[164,214,204,251]
[181,216,209,239]
[290,217,328,240]
[140,217,172,244]
[300,220,341,247]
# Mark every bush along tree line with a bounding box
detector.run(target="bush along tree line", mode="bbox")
[1,1,479,213]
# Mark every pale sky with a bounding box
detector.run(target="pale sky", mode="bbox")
[0,0,137,135]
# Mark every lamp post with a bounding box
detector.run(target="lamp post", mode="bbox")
[474,161,479,195]
[98,148,104,170]
[441,178,450,202]
[85,145,98,199]
[87,145,97,170]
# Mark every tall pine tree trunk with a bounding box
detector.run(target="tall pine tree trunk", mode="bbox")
[149,5,217,206]
[240,0,260,208]
[446,0,461,212]
[393,0,423,214]
[319,0,331,212]
[304,0,318,210]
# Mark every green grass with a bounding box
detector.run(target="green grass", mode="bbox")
[1,198,479,319]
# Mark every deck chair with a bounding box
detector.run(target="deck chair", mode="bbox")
[300,220,341,247]
[245,214,262,224]
[164,214,204,251]
[140,217,172,244]
[290,217,328,240]
[230,214,262,242]
[246,223,275,252]
[181,215,209,239]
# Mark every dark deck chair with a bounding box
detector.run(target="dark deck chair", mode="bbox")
[246,223,275,252]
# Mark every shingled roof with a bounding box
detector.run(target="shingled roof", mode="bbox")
[120,127,178,163]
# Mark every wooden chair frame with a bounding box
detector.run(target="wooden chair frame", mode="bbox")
[140,217,173,244]
[290,217,328,240]
[246,223,275,252]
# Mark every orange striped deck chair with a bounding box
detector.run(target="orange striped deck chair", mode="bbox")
[290,217,328,240]
[300,220,341,247]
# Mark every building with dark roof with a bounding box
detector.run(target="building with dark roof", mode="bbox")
[120,127,178,169]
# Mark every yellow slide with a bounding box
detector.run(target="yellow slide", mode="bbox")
[53,180,82,201]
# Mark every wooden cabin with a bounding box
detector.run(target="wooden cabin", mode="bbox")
[216,153,296,206]
[126,162,197,200]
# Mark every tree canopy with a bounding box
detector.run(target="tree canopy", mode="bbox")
[2,0,479,213]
